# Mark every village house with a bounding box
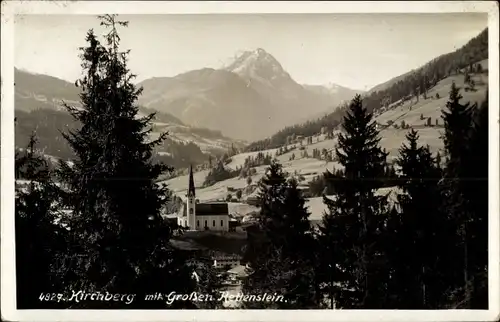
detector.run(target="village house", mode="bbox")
[226,264,250,284]
[212,254,241,269]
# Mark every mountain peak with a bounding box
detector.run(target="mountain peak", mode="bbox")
[223,48,288,82]
[253,47,268,57]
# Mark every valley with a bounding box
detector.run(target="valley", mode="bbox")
[14,29,489,224]
[162,61,488,222]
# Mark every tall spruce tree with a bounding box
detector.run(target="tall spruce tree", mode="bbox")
[463,92,489,308]
[242,160,319,308]
[15,134,68,309]
[56,15,195,308]
[318,94,389,309]
[387,129,447,308]
[440,81,475,308]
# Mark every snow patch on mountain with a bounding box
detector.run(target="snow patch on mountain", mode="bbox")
[224,48,289,82]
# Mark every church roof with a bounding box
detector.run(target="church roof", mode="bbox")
[196,203,229,216]
[181,202,229,217]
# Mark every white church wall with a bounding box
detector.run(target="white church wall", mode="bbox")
[195,215,229,231]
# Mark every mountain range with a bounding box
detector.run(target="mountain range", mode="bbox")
[14,68,247,168]
[136,48,360,140]
[18,23,488,164]
[14,48,361,157]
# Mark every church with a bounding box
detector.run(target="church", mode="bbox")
[177,165,230,232]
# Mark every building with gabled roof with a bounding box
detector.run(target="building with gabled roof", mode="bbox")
[177,165,230,231]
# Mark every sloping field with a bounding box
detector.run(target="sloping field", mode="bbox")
[306,186,402,221]
[226,149,278,170]
[374,72,487,127]
[163,68,487,218]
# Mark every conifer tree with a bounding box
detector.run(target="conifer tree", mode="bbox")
[440,82,475,308]
[15,134,68,309]
[243,161,319,308]
[57,15,194,308]
[463,93,488,308]
[318,94,389,309]
[387,129,446,308]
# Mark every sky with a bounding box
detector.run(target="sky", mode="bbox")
[14,13,487,91]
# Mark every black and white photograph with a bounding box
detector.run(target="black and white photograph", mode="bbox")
[1,1,499,321]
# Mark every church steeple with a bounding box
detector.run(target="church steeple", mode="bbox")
[188,164,196,197]
[186,164,196,230]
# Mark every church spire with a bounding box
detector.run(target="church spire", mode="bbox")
[188,164,196,197]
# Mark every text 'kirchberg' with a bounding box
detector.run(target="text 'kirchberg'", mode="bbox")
[39,291,136,304]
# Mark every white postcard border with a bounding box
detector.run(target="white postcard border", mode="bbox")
[1,1,499,321]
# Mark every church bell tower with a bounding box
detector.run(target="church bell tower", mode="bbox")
[186,164,196,229]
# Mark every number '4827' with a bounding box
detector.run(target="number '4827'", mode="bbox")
[39,293,63,302]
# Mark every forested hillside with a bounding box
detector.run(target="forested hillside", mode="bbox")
[140,106,185,125]
[245,28,488,152]
[364,28,488,112]
[15,67,246,169]
[14,68,80,112]
[15,109,76,161]
[15,108,231,168]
